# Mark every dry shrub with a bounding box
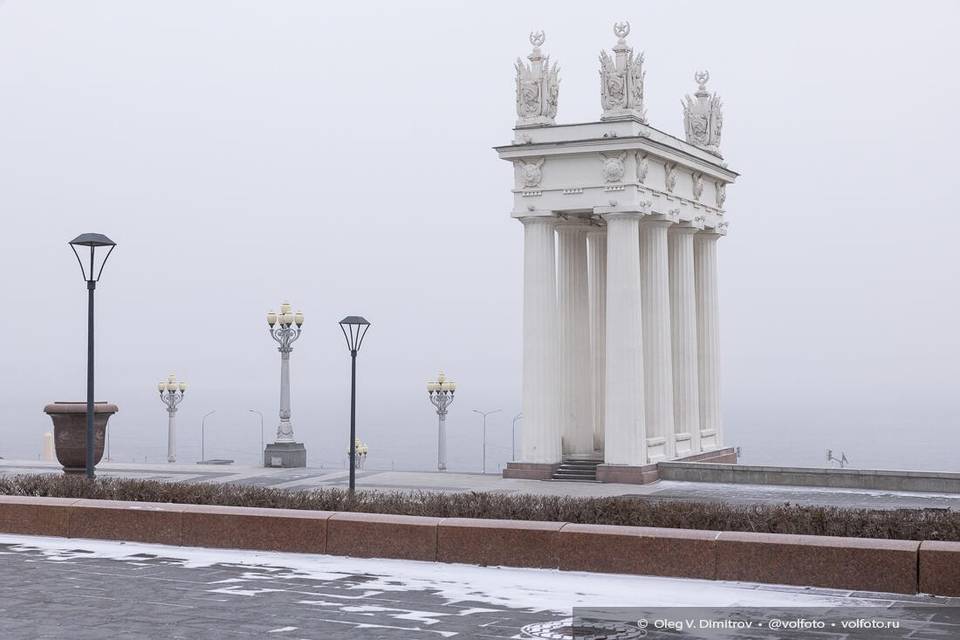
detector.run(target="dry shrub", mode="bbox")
[1,474,956,541]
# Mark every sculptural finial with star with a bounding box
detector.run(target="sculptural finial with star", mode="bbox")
[682,69,723,156]
[515,30,560,127]
[599,20,646,122]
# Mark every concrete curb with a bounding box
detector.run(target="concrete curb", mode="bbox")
[0,496,954,596]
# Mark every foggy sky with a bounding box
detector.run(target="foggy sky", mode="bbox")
[1,0,958,472]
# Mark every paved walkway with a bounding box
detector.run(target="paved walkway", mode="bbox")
[2,459,959,510]
[1,534,957,639]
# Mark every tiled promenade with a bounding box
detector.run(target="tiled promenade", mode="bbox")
[2,534,958,639]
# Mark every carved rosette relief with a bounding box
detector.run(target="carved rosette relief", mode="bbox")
[682,70,723,156]
[516,158,545,188]
[601,152,626,183]
[599,21,646,122]
[692,172,704,201]
[635,152,649,184]
[515,31,560,127]
[716,182,727,208]
[664,162,679,193]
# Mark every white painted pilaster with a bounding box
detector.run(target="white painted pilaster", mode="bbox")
[669,225,701,456]
[587,229,607,453]
[695,230,723,450]
[601,211,646,465]
[520,215,562,463]
[558,223,595,455]
[640,219,675,461]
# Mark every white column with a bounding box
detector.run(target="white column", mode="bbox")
[587,229,607,453]
[602,211,646,465]
[695,230,723,450]
[640,220,675,461]
[669,226,701,456]
[520,215,562,463]
[557,223,594,455]
[167,409,177,463]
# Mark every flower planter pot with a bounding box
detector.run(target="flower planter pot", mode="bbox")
[43,402,119,474]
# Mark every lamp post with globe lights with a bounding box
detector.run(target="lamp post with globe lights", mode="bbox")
[427,371,456,471]
[264,302,307,468]
[348,438,369,470]
[158,374,187,463]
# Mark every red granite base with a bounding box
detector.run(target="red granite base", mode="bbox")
[502,462,559,480]
[596,462,660,484]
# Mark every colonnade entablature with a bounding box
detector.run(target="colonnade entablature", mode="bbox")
[498,22,740,478]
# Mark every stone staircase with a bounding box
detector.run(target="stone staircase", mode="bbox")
[551,455,603,482]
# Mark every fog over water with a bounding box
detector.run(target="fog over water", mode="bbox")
[1,1,958,473]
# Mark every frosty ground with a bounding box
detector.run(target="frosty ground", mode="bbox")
[1,534,957,639]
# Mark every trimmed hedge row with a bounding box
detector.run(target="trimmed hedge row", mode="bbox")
[1,473,958,541]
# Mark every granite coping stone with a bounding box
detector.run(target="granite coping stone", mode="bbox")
[437,518,563,568]
[558,524,719,579]
[180,504,334,554]
[68,499,186,546]
[326,512,441,561]
[919,541,960,597]
[716,531,920,594]
[0,496,79,538]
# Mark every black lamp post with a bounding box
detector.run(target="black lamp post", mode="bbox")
[339,316,370,492]
[68,233,116,480]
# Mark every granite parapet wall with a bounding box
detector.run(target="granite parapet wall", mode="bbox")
[1,496,955,597]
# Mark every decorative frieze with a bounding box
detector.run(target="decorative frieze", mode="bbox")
[517,157,545,188]
[716,182,727,208]
[636,152,649,184]
[692,172,704,201]
[664,162,679,193]
[601,151,627,183]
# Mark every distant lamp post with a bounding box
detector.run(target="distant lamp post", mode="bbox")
[200,410,215,462]
[248,409,264,460]
[339,315,370,492]
[158,373,187,463]
[511,412,522,461]
[472,408,502,474]
[264,302,307,468]
[427,371,456,471]
[348,438,369,470]
[68,233,116,480]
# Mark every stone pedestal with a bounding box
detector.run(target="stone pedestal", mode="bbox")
[264,442,307,468]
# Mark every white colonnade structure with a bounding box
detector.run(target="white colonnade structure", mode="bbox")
[499,24,738,482]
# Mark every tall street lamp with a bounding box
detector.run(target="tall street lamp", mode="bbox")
[248,409,264,461]
[472,408,501,474]
[265,302,307,468]
[339,315,370,492]
[68,233,116,480]
[158,373,187,463]
[427,371,456,471]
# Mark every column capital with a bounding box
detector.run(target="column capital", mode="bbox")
[517,211,558,226]
[641,208,681,227]
[697,221,728,238]
[595,198,654,222]
[597,208,646,222]
[556,218,597,233]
